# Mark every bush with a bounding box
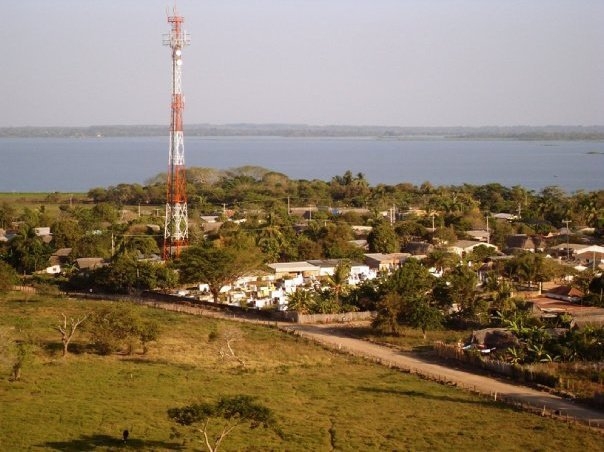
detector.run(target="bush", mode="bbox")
[86,303,159,355]
[0,261,18,293]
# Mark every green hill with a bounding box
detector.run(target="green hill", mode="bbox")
[1,294,601,450]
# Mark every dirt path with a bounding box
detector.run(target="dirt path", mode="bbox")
[138,299,604,430]
[284,323,604,430]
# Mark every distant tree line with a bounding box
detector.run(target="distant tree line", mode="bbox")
[2,124,604,139]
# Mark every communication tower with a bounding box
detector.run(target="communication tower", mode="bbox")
[162,11,190,259]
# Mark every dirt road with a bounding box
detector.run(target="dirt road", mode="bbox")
[284,323,604,430]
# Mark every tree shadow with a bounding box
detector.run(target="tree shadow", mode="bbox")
[42,341,95,356]
[357,386,496,406]
[39,434,184,451]
[120,357,199,371]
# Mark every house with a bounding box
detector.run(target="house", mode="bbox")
[399,208,427,219]
[42,265,62,275]
[34,226,51,236]
[75,258,105,271]
[544,285,584,303]
[465,230,490,242]
[306,259,342,276]
[574,245,604,268]
[403,241,434,256]
[267,261,320,279]
[146,224,161,234]
[549,243,588,259]
[1,228,19,241]
[348,239,368,250]
[49,248,73,267]
[364,253,411,272]
[33,226,53,244]
[200,216,223,233]
[505,234,541,253]
[448,240,497,257]
[529,296,604,329]
[351,225,373,236]
[493,213,518,221]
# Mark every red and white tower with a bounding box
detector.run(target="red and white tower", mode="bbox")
[162,11,190,260]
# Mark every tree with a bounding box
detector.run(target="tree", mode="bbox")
[425,250,460,276]
[324,260,351,305]
[373,259,436,336]
[177,241,262,303]
[465,244,498,263]
[7,225,52,273]
[0,201,16,229]
[50,218,84,250]
[0,261,18,293]
[168,395,276,452]
[505,252,561,289]
[584,274,604,307]
[55,313,88,357]
[286,288,317,314]
[407,298,442,339]
[445,265,479,312]
[11,342,33,381]
[367,219,398,253]
[86,303,160,355]
[372,291,405,335]
[86,254,175,294]
[139,319,161,354]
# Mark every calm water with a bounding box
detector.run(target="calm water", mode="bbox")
[0,136,602,193]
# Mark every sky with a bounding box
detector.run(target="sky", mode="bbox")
[1,0,603,128]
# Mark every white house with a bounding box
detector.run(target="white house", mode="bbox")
[267,261,320,278]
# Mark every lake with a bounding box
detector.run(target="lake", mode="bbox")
[0,136,602,193]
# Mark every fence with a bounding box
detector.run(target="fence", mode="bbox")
[433,341,559,387]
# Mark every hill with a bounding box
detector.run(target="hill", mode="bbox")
[1,294,602,450]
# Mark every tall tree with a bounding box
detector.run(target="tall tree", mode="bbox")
[7,225,52,273]
[177,241,262,303]
[324,260,351,305]
[373,259,436,336]
[367,219,398,253]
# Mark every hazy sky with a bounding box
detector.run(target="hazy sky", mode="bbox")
[2,0,603,127]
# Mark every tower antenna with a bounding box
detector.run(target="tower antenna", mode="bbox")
[162,10,190,260]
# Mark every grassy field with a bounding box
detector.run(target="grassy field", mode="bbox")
[1,294,602,451]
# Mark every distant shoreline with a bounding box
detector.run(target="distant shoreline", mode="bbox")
[1,124,604,141]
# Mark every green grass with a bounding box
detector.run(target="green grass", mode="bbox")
[1,294,602,451]
[338,322,469,352]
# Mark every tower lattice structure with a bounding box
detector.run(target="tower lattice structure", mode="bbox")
[162,12,190,260]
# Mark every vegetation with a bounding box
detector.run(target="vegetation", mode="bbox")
[168,394,277,452]
[1,295,603,450]
[85,303,161,355]
[0,261,18,292]
[177,236,263,303]
[0,170,603,393]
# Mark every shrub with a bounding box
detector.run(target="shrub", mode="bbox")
[86,303,150,355]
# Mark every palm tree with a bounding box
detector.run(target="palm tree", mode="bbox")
[286,288,317,314]
[325,260,351,305]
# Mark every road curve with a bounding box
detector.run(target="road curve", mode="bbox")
[284,323,604,430]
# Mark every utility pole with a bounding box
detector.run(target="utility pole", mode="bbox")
[562,219,571,261]
[486,212,490,244]
[162,9,190,260]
